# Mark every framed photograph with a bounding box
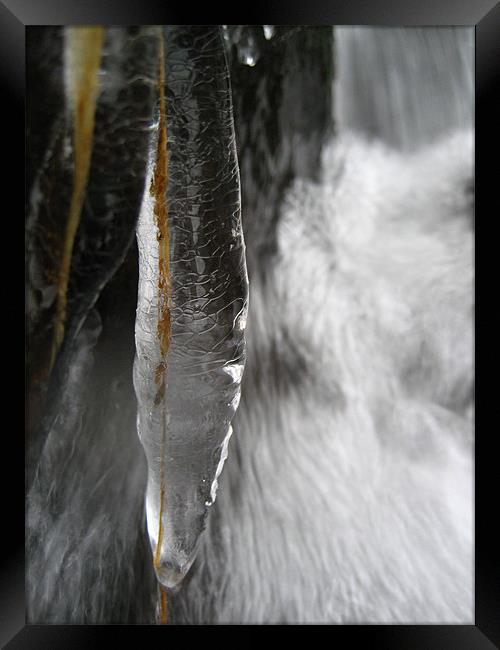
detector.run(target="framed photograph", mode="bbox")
[7,0,499,645]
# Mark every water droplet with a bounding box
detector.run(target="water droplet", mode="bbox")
[240,49,257,67]
[263,25,275,41]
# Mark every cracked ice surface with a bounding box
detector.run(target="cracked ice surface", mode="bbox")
[133,26,248,589]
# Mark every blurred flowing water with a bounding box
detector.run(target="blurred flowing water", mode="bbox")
[335,27,474,149]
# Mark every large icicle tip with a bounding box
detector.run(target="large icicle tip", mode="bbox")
[133,26,248,593]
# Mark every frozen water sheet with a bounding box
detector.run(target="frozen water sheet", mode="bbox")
[133,26,248,590]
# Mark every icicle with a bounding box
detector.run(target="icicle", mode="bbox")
[133,26,248,590]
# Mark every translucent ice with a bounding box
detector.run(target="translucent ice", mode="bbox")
[26,26,160,492]
[133,26,248,589]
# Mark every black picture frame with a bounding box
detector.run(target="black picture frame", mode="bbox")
[8,0,499,645]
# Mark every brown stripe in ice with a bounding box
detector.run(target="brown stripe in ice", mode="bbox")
[50,26,104,370]
[150,31,170,625]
